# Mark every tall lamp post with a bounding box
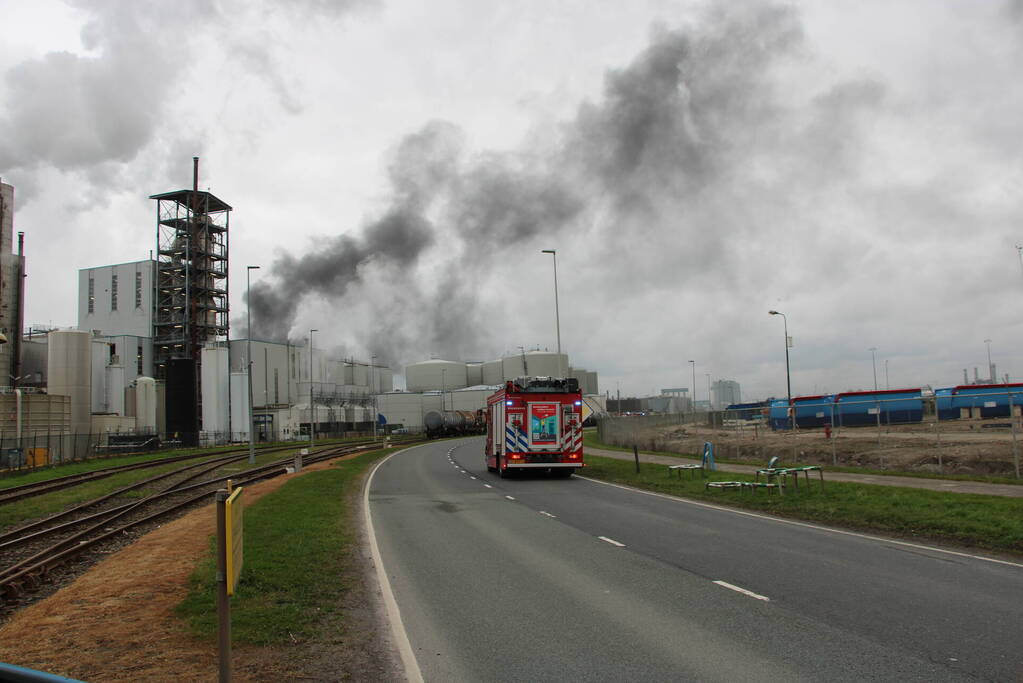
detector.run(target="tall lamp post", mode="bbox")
[371,354,378,440]
[688,360,695,415]
[246,266,260,464]
[869,347,878,391]
[541,250,563,378]
[309,329,318,442]
[768,311,792,431]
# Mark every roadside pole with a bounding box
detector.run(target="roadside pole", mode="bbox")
[217,487,245,683]
[633,444,640,474]
[216,491,231,682]
[1010,392,1020,479]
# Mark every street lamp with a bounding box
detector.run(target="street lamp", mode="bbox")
[984,339,993,382]
[688,360,695,414]
[246,265,260,464]
[309,329,318,442]
[768,311,792,431]
[541,250,563,378]
[371,354,378,440]
[706,373,711,410]
[869,347,878,391]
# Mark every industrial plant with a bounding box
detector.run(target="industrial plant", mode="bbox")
[0,164,604,466]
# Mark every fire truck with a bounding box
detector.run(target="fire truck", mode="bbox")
[485,376,584,478]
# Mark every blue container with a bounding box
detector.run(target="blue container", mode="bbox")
[768,399,790,430]
[834,389,923,426]
[947,384,1023,419]
[792,395,833,429]
[725,401,769,421]
[935,387,956,420]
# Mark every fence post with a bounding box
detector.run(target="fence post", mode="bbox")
[830,404,837,466]
[1010,391,1020,479]
[935,416,943,474]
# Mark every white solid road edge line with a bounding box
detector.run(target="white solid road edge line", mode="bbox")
[365,446,426,683]
[579,476,1023,570]
[714,580,770,601]
[598,536,626,547]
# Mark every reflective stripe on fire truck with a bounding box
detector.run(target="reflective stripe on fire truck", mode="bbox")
[560,426,583,452]
[505,425,528,452]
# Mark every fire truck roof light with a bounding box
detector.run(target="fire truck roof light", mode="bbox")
[574,400,582,406]
[506,400,513,406]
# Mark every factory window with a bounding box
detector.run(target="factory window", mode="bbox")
[137,345,143,375]
[135,271,143,308]
[110,274,118,311]
[274,368,280,404]
[87,276,95,314]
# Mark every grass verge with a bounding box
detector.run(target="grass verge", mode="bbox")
[581,454,1023,556]
[176,447,389,645]
[583,432,1023,486]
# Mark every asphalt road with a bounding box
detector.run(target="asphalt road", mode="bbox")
[367,438,1023,682]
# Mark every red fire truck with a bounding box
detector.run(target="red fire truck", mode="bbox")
[485,376,584,478]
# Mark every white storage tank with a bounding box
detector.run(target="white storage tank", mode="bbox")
[482,359,503,385]
[522,351,568,378]
[105,363,125,415]
[48,329,92,435]
[201,346,230,435]
[502,355,526,380]
[135,376,158,433]
[405,360,467,392]
[230,371,249,441]
[466,363,483,387]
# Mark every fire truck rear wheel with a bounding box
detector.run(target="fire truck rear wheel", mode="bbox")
[552,468,573,478]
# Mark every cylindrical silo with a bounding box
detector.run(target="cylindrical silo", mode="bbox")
[482,359,503,385]
[522,351,569,378]
[105,363,125,415]
[48,329,92,435]
[201,346,230,435]
[502,355,526,380]
[466,363,483,387]
[405,360,468,392]
[135,377,157,433]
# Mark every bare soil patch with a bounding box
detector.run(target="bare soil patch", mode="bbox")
[617,420,1022,477]
[0,456,400,682]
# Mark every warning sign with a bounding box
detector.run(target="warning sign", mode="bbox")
[225,487,244,596]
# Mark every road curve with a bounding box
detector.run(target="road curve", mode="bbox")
[367,437,1022,682]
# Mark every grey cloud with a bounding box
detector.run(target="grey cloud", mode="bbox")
[0,0,368,200]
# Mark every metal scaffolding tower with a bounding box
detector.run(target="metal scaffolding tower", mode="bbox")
[150,158,230,438]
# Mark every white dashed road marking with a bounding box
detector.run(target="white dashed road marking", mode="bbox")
[598,536,625,547]
[713,580,770,601]
[539,511,557,518]
[505,495,516,501]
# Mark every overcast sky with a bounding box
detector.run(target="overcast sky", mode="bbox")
[1,0,1022,400]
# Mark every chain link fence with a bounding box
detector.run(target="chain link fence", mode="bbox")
[597,390,1022,478]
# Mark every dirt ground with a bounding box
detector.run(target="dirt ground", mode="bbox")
[614,419,1023,476]
[0,457,402,682]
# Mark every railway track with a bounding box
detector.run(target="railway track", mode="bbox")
[0,443,293,505]
[0,438,417,609]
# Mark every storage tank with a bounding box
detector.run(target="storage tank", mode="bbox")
[135,377,157,433]
[502,355,526,380]
[522,351,568,378]
[201,346,230,434]
[482,359,503,385]
[230,371,249,440]
[405,360,468,392]
[48,329,92,435]
[466,363,483,387]
[351,363,369,387]
[105,363,125,415]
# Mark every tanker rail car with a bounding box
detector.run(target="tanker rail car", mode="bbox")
[423,409,486,438]
[485,376,584,478]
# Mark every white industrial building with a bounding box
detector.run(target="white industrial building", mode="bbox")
[377,351,600,431]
